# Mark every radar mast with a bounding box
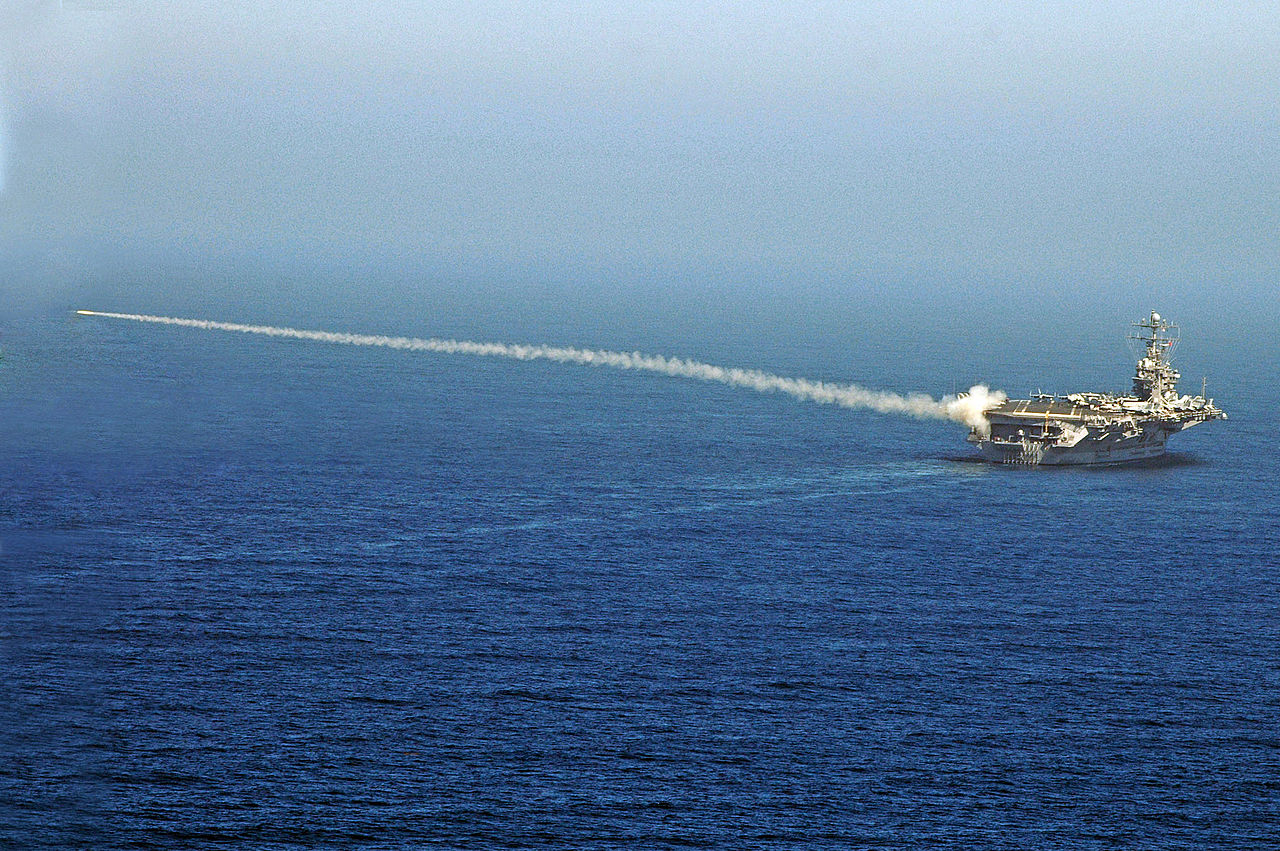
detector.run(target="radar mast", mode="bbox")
[1128,310,1181,405]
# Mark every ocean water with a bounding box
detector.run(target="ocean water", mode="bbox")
[2,310,1277,849]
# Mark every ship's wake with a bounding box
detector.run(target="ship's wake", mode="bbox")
[75,310,1005,431]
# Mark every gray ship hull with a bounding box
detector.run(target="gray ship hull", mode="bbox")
[973,430,1169,466]
[967,394,1213,466]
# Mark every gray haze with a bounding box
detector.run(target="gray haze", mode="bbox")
[2,1,1278,330]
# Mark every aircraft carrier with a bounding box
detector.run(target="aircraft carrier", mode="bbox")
[966,311,1226,466]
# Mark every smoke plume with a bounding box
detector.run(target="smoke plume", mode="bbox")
[76,311,1004,431]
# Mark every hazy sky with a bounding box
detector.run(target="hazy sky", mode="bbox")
[3,1,1278,318]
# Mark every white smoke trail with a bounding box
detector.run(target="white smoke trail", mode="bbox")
[75,310,1005,432]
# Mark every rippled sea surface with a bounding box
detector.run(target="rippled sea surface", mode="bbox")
[3,312,1277,849]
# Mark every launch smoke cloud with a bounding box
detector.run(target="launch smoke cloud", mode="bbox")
[75,311,1005,433]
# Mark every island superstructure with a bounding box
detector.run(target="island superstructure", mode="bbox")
[966,311,1226,465]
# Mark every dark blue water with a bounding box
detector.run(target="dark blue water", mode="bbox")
[3,311,1278,848]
